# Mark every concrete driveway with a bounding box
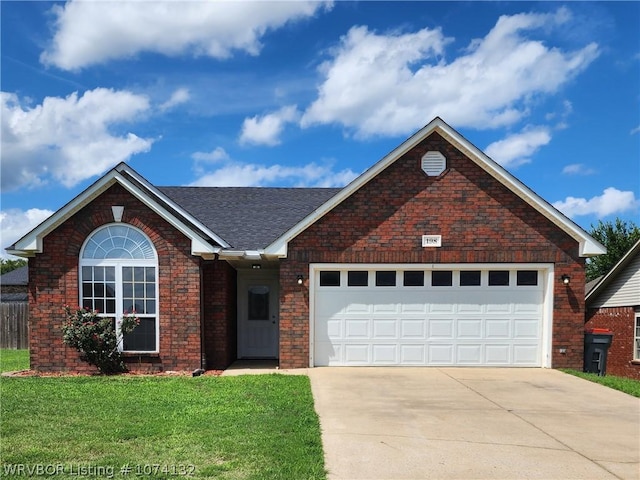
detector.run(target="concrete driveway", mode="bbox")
[308,368,640,480]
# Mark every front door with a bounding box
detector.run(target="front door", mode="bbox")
[238,271,279,358]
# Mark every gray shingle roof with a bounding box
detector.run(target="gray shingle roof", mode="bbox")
[158,187,342,250]
[0,266,28,286]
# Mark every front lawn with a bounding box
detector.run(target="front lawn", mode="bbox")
[561,369,640,397]
[0,349,29,373]
[0,374,326,479]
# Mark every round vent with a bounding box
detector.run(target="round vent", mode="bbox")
[421,151,446,176]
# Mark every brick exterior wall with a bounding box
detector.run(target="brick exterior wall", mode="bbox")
[280,132,585,369]
[202,259,237,369]
[585,307,640,379]
[28,183,203,373]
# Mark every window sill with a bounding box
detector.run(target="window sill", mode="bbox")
[122,352,159,357]
[630,360,640,366]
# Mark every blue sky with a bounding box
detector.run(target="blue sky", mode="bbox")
[1,1,639,259]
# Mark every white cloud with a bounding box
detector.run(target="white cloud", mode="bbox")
[190,157,357,188]
[191,147,230,163]
[484,126,551,168]
[562,163,596,175]
[159,87,190,112]
[553,187,639,218]
[239,105,299,146]
[1,89,153,191]
[0,208,54,259]
[302,8,599,137]
[41,1,332,70]
[631,125,640,135]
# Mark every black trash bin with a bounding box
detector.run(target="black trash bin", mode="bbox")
[583,329,614,376]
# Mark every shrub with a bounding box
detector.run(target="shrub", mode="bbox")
[62,306,139,374]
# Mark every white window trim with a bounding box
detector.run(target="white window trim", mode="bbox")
[634,314,640,362]
[79,224,159,354]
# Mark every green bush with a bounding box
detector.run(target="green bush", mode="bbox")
[61,306,139,374]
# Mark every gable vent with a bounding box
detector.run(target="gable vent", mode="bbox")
[421,151,446,176]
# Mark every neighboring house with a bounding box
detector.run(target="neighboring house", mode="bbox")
[585,240,640,379]
[0,266,28,302]
[7,117,605,373]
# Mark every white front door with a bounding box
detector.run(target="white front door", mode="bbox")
[238,271,279,358]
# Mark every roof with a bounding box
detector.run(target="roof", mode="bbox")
[0,266,28,286]
[586,239,640,306]
[6,117,605,261]
[264,117,606,258]
[159,187,341,250]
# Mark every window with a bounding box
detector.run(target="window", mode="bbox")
[403,271,424,287]
[635,316,640,361]
[517,270,538,286]
[431,271,453,286]
[348,271,368,287]
[488,271,510,286]
[376,271,396,287]
[460,271,481,286]
[319,271,340,287]
[80,225,158,353]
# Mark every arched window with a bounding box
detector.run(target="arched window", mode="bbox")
[80,224,158,353]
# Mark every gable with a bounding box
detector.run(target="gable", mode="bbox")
[7,163,227,259]
[288,131,578,259]
[265,117,605,258]
[587,240,640,308]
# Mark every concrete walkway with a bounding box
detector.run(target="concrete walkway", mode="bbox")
[308,368,640,480]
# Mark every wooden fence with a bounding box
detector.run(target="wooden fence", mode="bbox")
[0,302,29,349]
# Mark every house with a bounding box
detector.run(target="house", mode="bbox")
[585,240,640,379]
[0,265,28,302]
[0,265,29,349]
[7,117,605,373]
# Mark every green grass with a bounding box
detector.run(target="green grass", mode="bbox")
[561,369,640,398]
[0,349,29,373]
[0,374,326,479]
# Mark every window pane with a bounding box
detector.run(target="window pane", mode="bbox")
[82,266,92,280]
[319,271,340,287]
[348,271,368,286]
[82,283,93,297]
[134,267,144,281]
[460,271,481,286]
[248,286,270,320]
[94,267,104,281]
[134,283,144,298]
[146,300,156,314]
[105,267,115,282]
[94,283,104,297]
[517,271,538,286]
[123,267,133,281]
[432,271,453,286]
[94,299,104,313]
[82,299,93,310]
[376,271,396,286]
[489,271,510,286]
[123,283,133,297]
[106,283,116,297]
[123,317,156,352]
[145,267,155,282]
[145,284,155,297]
[403,271,424,286]
[105,300,116,314]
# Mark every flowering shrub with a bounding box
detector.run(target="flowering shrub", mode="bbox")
[62,306,140,374]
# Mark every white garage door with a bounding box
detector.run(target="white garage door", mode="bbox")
[312,266,548,367]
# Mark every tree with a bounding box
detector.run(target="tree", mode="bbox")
[586,219,640,281]
[0,258,27,275]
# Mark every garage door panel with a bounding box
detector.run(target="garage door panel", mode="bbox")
[373,320,397,339]
[486,319,511,338]
[313,266,545,367]
[345,320,369,338]
[429,319,454,339]
[401,320,426,338]
[429,344,455,364]
[457,319,482,338]
[401,345,426,363]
